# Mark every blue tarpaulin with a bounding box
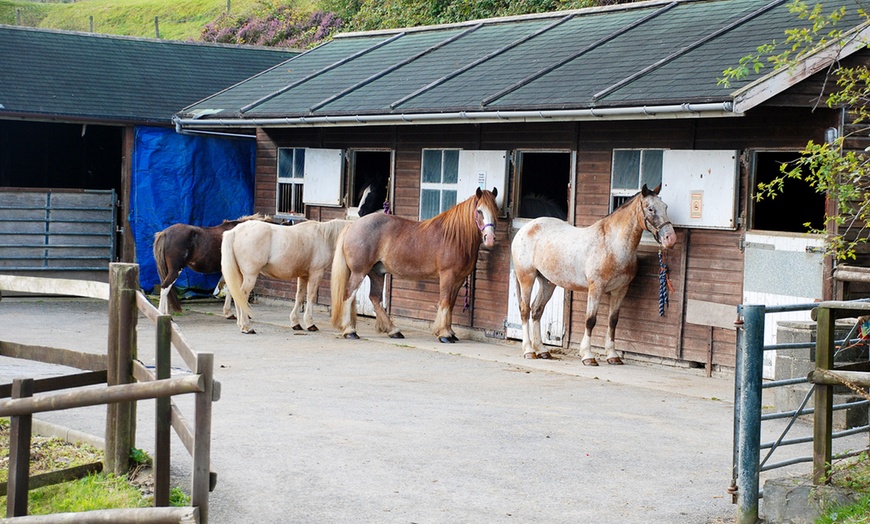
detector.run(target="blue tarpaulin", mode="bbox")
[130,126,255,295]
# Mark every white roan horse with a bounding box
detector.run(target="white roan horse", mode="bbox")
[221,219,351,334]
[511,184,677,366]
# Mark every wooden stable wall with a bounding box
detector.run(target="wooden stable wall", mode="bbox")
[249,104,838,369]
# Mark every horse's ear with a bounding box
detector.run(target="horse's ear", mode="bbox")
[651,183,662,195]
[641,184,650,197]
[476,187,483,198]
[491,187,498,198]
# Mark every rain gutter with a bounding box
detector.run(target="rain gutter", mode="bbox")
[174,101,736,130]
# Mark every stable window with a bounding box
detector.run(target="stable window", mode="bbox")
[610,149,663,211]
[515,151,570,220]
[277,147,305,214]
[348,150,392,217]
[751,151,825,233]
[420,149,459,220]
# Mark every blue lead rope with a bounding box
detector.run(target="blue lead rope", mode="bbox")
[658,250,670,317]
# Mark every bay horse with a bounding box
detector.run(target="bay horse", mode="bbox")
[153,214,265,316]
[511,184,677,366]
[331,187,499,343]
[221,219,352,334]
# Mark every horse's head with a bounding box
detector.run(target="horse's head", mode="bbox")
[475,187,499,248]
[640,184,677,249]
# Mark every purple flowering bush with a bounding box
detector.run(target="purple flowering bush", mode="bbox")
[201,5,344,48]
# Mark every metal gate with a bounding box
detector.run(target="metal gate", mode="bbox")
[0,189,116,279]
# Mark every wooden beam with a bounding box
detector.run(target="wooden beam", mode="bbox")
[0,375,205,417]
[7,378,34,518]
[807,368,870,387]
[0,341,106,371]
[0,462,103,497]
[0,506,199,523]
[0,370,107,399]
[0,274,109,300]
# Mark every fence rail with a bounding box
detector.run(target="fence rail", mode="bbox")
[0,266,217,523]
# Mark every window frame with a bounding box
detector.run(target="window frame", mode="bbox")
[610,148,664,212]
[276,147,306,216]
[419,148,460,220]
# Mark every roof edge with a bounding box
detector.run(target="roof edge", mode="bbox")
[732,19,870,113]
[173,102,736,130]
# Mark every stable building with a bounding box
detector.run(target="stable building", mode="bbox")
[0,25,296,289]
[173,0,870,369]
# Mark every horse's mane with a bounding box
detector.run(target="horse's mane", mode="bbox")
[231,213,269,223]
[421,191,496,256]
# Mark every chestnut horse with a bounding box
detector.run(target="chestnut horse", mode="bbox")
[153,214,265,316]
[511,184,677,366]
[331,187,499,343]
[221,219,352,334]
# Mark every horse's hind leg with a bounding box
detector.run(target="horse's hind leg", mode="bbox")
[289,277,305,331]
[220,278,235,319]
[603,285,630,365]
[338,272,365,339]
[158,281,175,316]
[529,275,557,359]
[368,273,402,338]
[236,274,258,334]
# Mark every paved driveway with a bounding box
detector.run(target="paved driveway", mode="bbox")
[1,296,741,523]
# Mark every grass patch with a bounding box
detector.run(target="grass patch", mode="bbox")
[816,452,870,524]
[1,418,176,515]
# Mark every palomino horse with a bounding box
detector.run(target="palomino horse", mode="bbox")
[331,187,499,343]
[153,214,265,316]
[511,184,677,366]
[221,219,351,334]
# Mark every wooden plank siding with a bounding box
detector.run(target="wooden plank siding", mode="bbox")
[245,103,840,368]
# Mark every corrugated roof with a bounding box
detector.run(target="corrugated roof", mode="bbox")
[176,0,870,128]
[0,25,297,124]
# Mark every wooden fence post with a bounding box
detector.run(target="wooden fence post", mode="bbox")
[105,263,139,476]
[154,314,172,507]
[6,378,34,517]
[192,353,214,524]
[813,305,835,484]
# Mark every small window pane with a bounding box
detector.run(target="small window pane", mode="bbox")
[421,189,441,220]
[293,148,305,179]
[641,150,663,189]
[612,150,640,190]
[443,150,459,184]
[422,150,442,183]
[277,182,293,213]
[278,149,295,179]
[442,190,456,210]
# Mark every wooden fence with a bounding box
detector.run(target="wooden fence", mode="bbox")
[0,264,217,523]
[809,301,870,484]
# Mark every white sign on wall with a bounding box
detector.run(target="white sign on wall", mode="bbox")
[660,150,738,230]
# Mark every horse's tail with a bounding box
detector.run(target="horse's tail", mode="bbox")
[330,227,353,329]
[221,228,255,320]
[152,229,182,313]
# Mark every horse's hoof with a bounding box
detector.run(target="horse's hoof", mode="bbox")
[226,315,236,320]
[606,357,624,365]
[538,352,552,360]
[448,334,459,343]
[582,358,598,366]
[523,352,537,359]
[389,332,405,339]
[291,324,303,331]
[438,336,455,344]
[344,332,360,340]
[307,325,319,332]
[242,329,256,335]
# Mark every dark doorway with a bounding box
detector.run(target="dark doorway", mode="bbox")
[351,150,392,216]
[516,152,570,220]
[0,120,121,190]
[752,152,826,233]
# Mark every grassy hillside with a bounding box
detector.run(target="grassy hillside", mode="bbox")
[0,0,308,41]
